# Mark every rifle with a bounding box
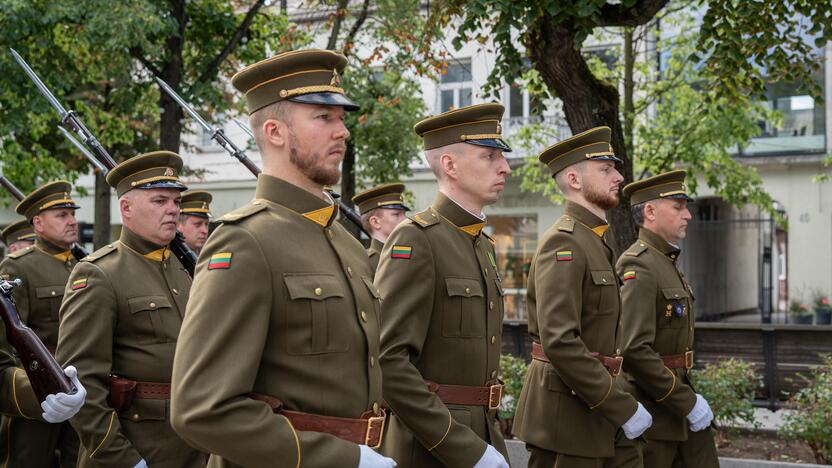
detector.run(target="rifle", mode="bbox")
[154,77,369,237]
[0,167,88,261]
[0,278,75,401]
[9,49,198,277]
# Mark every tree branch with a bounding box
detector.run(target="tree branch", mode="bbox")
[341,0,371,57]
[326,0,351,50]
[194,0,267,85]
[130,48,162,78]
[598,0,670,27]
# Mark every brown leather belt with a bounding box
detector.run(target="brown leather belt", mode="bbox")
[249,393,385,449]
[107,377,170,413]
[531,342,623,377]
[661,350,694,369]
[133,381,171,399]
[425,380,504,410]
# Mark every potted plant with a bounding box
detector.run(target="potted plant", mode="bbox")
[812,290,832,325]
[789,300,814,325]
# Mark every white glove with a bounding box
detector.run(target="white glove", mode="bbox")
[133,459,147,468]
[358,444,396,468]
[41,366,87,423]
[622,402,653,439]
[473,444,509,468]
[686,394,714,432]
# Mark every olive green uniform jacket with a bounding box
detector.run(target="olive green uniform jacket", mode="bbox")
[0,341,42,419]
[0,238,80,467]
[367,237,384,276]
[170,175,383,468]
[617,228,697,442]
[56,227,204,468]
[375,193,506,468]
[513,201,638,458]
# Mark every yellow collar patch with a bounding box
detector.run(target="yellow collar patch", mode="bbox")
[302,204,336,228]
[458,222,486,237]
[143,248,170,262]
[52,250,74,262]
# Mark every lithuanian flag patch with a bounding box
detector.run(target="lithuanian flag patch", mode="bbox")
[71,278,88,290]
[556,250,573,262]
[623,271,636,281]
[207,252,233,270]
[391,245,412,259]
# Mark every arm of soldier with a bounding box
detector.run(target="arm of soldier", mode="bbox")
[0,258,30,323]
[376,223,487,467]
[0,333,42,418]
[56,262,143,467]
[618,258,696,417]
[171,224,359,468]
[535,233,637,427]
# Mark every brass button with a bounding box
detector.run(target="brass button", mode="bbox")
[667,304,672,310]
[360,311,368,322]
[132,413,140,421]
[674,294,679,298]
[465,287,470,294]
[490,370,497,379]
[430,213,436,218]
[616,348,621,355]
[149,302,156,308]
[491,336,496,344]
[602,278,607,283]
[372,402,380,413]
[51,291,56,296]
[314,288,323,296]
[172,288,179,295]
[571,390,576,396]
[490,301,494,310]
[347,266,353,276]
[370,356,375,368]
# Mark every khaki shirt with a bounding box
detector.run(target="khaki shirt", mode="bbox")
[375,193,506,468]
[0,238,77,348]
[367,237,383,276]
[617,228,697,441]
[513,201,637,458]
[57,227,202,468]
[171,175,383,468]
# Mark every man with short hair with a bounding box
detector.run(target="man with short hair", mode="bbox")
[2,219,35,255]
[57,152,205,468]
[617,170,718,468]
[352,183,410,274]
[0,180,86,467]
[513,126,652,468]
[170,49,395,468]
[177,190,213,254]
[375,103,511,468]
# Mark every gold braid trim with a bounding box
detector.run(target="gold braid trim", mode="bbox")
[279,414,301,468]
[589,373,614,410]
[656,367,677,402]
[428,410,453,451]
[89,411,117,458]
[460,133,503,141]
[281,85,345,98]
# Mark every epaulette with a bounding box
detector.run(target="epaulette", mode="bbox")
[624,242,648,257]
[555,215,575,233]
[85,243,119,262]
[409,208,439,228]
[7,246,34,259]
[218,200,268,224]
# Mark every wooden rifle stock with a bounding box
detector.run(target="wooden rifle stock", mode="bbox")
[0,280,74,402]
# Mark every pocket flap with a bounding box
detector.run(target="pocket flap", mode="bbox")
[661,288,689,300]
[35,285,64,299]
[361,276,381,299]
[127,296,172,314]
[445,277,484,298]
[284,274,345,300]
[590,270,616,286]
[546,369,573,394]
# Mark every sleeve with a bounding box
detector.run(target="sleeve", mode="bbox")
[0,259,30,323]
[170,224,359,468]
[617,256,697,417]
[535,233,638,427]
[56,262,143,467]
[375,223,487,467]
[0,331,42,419]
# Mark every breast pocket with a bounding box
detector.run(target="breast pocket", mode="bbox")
[443,277,485,338]
[283,273,349,355]
[590,270,617,315]
[127,296,180,344]
[659,288,689,329]
[35,285,64,323]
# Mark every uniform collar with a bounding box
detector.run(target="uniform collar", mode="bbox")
[119,225,170,262]
[564,201,609,238]
[255,174,338,228]
[369,237,384,253]
[432,192,486,236]
[639,228,681,261]
[34,237,73,261]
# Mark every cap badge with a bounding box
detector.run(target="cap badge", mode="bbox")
[164,167,175,177]
[330,69,341,87]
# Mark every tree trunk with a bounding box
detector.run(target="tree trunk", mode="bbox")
[527,19,636,254]
[623,28,636,158]
[339,140,362,239]
[93,172,111,249]
[159,0,186,153]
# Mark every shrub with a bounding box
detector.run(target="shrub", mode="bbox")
[779,354,832,464]
[689,358,761,429]
[497,354,528,436]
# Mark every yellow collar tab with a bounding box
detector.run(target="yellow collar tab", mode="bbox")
[143,248,171,262]
[459,222,486,237]
[302,204,336,228]
[592,225,609,238]
[52,250,74,262]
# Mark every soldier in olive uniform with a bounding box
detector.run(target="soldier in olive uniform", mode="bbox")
[375,103,511,468]
[176,190,213,254]
[618,170,717,468]
[56,152,206,468]
[513,127,653,468]
[0,181,84,467]
[170,49,395,468]
[352,183,410,274]
[2,219,35,255]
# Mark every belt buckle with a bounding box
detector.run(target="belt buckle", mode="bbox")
[365,410,386,449]
[488,384,503,410]
[684,350,694,369]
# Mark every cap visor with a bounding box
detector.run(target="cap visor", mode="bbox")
[288,93,360,111]
[137,181,188,191]
[466,138,512,152]
[589,154,623,164]
[380,204,411,212]
[45,203,81,211]
[665,194,695,203]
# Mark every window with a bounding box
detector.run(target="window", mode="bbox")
[484,215,538,322]
[438,61,474,112]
